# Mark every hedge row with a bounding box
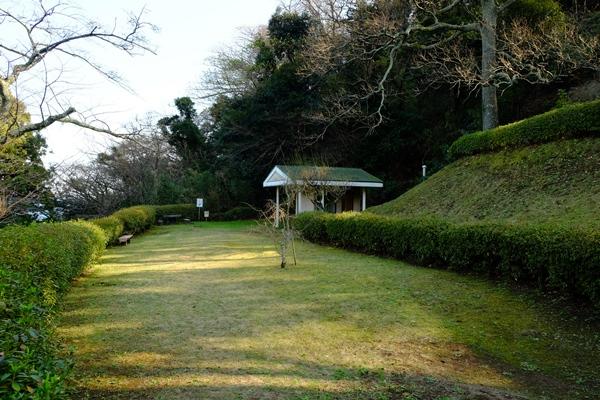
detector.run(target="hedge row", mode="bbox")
[294,212,600,306]
[448,100,600,159]
[90,205,156,243]
[154,204,198,221]
[110,205,156,235]
[0,204,160,399]
[212,206,258,221]
[90,204,257,243]
[0,201,259,398]
[91,216,124,243]
[0,221,106,399]
[154,204,258,222]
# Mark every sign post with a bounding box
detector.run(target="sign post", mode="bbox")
[204,210,209,221]
[196,198,204,221]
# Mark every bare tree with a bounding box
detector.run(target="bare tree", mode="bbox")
[54,161,123,217]
[0,166,51,223]
[294,0,599,131]
[292,165,347,212]
[260,165,348,268]
[259,193,297,269]
[0,0,156,144]
[55,119,179,217]
[193,27,267,100]
[414,10,600,120]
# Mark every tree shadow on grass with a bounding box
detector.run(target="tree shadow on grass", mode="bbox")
[70,348,527,400]
[60,225,599,400]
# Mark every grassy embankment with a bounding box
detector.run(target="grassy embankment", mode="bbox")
[369,138,600,229]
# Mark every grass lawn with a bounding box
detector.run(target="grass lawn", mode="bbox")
[58,222,599,399]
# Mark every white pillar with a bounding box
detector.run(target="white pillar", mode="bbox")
[275,186,280,227]
[321,190,325,210]
[361,188,366,211]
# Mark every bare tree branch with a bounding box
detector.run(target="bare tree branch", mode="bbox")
[60,116,134,138]
[4,106,75,139]
[296,0,599,134]
[0,0,156,140]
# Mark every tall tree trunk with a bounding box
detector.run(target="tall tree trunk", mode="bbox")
[481,0,499,130]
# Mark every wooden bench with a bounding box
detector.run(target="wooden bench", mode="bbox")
[118,234,134,245]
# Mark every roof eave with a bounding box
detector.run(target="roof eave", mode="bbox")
[264,180,383,188]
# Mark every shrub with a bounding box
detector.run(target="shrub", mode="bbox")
[294,212,600,307]
[154,204,198,221]
[0,202,178,398]
[91,215,124,243]
[111,205,156,234]
[448,100,600,159]
[212,206,258,221]
[295,212,450,266]
[0,221,106,399]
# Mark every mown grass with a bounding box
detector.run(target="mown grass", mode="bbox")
[58,223,599,399]
[369,138,600,229]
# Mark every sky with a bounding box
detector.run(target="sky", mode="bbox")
[16,0,281,165]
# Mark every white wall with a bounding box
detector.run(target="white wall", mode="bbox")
[297,192,316,214]
[295,189,364,214]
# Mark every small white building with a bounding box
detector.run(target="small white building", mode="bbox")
[263,165,383,224]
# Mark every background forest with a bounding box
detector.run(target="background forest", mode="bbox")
[5,0,599,221]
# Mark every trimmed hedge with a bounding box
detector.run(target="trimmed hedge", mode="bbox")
[0,202,178,398]
[0,201,260,398]
[212,206,258,221]
[154,204,198,221]
[111,205,156,234]
[448,100,600,159]
[90,204,257,242]
[0,221,106,399]
[154,204,258,222]
[294,212,600,306]
[90,215,124,244]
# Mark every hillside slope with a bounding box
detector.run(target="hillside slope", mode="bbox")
[369,138,600,228]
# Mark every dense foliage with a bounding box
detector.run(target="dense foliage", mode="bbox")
[448,100,600,159]
[110,206,156,234]
[165,2,598,210]
[154,204,258,222]
[56,3,599,215]
[90,216,125,244]
[158,98,214,170]
[0,94,52,225]
[193,9,474,205]
[294,212,600,307]
[154,204,198,221]
[0,221,106,399]
[211,206,258,221]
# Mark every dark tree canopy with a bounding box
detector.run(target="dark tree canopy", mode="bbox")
[57,3,600,217]
[268,11,312,60]
[158,97,213,170]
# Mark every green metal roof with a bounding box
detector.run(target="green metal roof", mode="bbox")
[276,165,383,183]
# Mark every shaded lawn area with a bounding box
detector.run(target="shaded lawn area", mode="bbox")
[58,222,599,399]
